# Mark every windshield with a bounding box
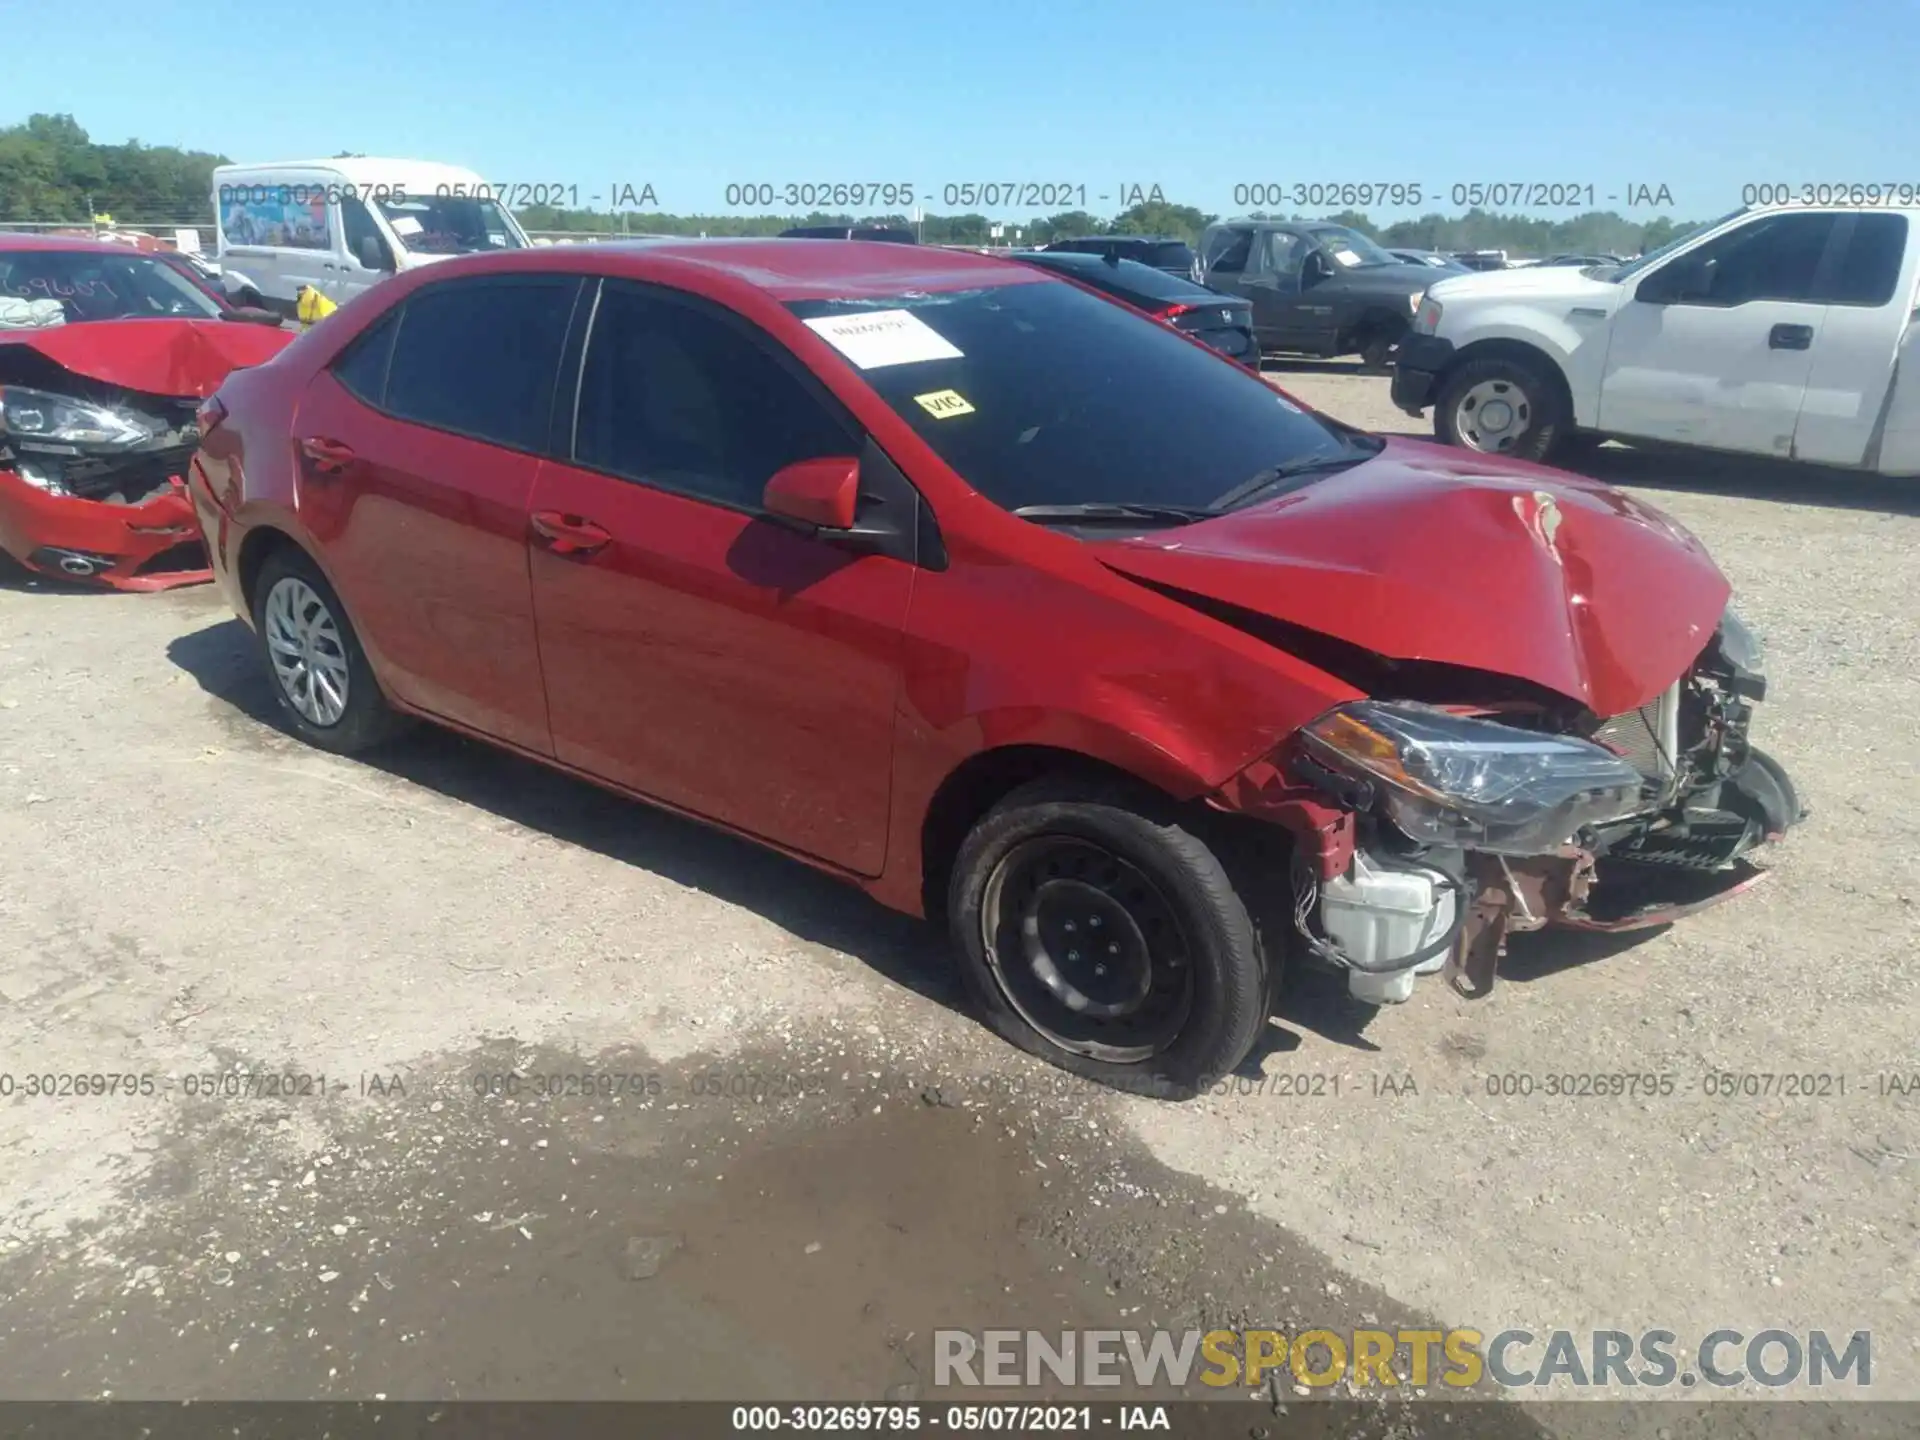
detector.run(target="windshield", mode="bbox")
[787,280,1361,516]
[1602,209,1744,283]
[1308,226,1401,269]
[374,194,527,255]
[0,248,224,322]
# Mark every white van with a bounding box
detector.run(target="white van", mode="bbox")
[211,158,533,314]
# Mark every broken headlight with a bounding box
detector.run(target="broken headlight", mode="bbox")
[0,386,158,451]
[1299,701,1645,854]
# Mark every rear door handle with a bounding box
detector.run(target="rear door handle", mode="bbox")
[529,510,613,559]
[298,436,357,473]
[1769,323,1814,350]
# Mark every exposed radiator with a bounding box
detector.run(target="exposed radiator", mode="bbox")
[1593,681,1681,791]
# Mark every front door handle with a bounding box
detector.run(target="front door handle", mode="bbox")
[1769,323,1814,351]
[298,436,357,473]
[530,510,612,559]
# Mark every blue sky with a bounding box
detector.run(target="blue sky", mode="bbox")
[11,0,1916,221]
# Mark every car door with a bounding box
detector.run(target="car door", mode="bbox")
[290,272,580,754]
[1240,231,1322,351]
[1598,210,1841,454]
[1792,212,1918,466]
[524,279,915,875]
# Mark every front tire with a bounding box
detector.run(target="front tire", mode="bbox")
[1435,354,1571,462]
[947,778,1271,1100]
[251,547,408,754]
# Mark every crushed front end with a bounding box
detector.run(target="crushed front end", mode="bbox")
[0,373,210,590]
[1216,608,1803,1004]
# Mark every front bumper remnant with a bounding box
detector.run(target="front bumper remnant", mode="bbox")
[0,469,210,591]
[1442,849,1771,998]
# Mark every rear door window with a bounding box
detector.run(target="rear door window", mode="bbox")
[330,312,399,404]
[1818,213,1908,307]
[381,275,579,452]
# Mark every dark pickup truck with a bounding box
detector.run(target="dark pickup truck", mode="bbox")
[1195,219,1436,369]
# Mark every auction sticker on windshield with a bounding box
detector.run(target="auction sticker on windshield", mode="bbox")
[804,309,963,369]
[913,389,975,418]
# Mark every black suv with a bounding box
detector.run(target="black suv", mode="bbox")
[1011,250,1257,363]
[779,225,918,244]
[1194,219,1435,369]
[1040,235,1196,277]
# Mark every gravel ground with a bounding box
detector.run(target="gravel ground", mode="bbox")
[0,364,1915,1431]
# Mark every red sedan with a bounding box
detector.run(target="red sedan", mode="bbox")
[0,234,290,590]
[189,240,1801,1097]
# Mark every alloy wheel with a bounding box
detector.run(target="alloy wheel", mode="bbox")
[264,576,351,727]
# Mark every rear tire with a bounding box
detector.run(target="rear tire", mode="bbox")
[1435,354,1571,462]
[251,547,408,754]
[946,777,1271,1100]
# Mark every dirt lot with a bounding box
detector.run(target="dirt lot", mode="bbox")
[1,365,1916,1433]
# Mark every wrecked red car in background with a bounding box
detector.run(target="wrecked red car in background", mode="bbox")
[0,234,290,590]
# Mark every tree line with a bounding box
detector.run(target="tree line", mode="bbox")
[0,114,1703,257]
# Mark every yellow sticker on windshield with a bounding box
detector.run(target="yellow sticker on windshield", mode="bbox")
[914,389,975,419]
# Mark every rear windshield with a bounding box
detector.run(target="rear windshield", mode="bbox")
[0,249,224,322]
[786,280,1351,515]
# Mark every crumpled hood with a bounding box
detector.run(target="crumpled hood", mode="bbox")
[0,319,292,398]
[1089,438,1730,717]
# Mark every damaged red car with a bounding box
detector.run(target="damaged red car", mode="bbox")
[189,241,1803,1097]
[0,234,290,590]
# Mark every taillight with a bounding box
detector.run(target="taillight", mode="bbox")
[196,395,228,439]
[1158,303,1198,323]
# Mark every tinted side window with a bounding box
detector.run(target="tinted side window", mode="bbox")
[575,283,854,510]
[331,312,399,404]
[384,277,577,451]
[1683,213,1838,305]
[1820,214,1908,307]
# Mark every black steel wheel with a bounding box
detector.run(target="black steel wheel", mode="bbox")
[948,777,1271,1099]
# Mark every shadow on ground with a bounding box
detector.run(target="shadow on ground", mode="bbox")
[166,617,1672,1065]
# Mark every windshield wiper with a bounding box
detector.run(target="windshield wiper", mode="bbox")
[1208,449,1374,512]
[1010,502,1218,526]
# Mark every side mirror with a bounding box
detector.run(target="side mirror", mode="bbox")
[1303,252,1333,285]
[763,455,861,530]
[220,305,286,327]
[358,236,393,272]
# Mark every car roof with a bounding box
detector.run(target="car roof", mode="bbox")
[1049,234,1187,245]
[385,237,1053,301]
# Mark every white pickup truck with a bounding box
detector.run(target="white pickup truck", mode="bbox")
[1391,205,1920,475]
